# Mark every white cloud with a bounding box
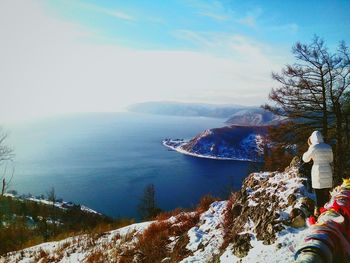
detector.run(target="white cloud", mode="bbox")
[187,0,230,21]
[196,11,229,21]
[78,2,135,21]
[237,7,262,28]
[269,23,299,34]
[238,15,256,28]
[0,0,284,122]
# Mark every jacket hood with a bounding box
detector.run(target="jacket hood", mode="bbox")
[310,131,324,145]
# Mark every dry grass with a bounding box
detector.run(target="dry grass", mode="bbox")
[155,208,184,221]
[89,220,134,235]
[21,236,45,252]
[130,209,202,263]
[221,192,240,249]
[196,195,220,214]
[126,194,219,262]
[170,212,200,237]
[136,221,171,262]
[86,250,109,263]
[34,248,48,261]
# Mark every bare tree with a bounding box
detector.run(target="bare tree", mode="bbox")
[46,187,57,234]
[0,129,14,196]
[264,37,332,138]
[47,187,56,204]
[264,36,350,184]
[1,164,15,196]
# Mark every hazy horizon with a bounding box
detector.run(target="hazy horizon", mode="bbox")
[1,0,349,122]
[2,100,259,125]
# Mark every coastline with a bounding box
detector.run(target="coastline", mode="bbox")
[162,140,256,162]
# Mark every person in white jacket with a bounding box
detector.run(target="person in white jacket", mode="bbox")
[302,131,333,216]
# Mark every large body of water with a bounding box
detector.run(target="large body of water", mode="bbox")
[6,112,257,219]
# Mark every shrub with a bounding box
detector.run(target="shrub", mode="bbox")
[221,192,241,250]
[155,208,183,221]
[196,195,220,214]
[136,221,171,262]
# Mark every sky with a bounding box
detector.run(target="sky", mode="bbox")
[1,0,349,122]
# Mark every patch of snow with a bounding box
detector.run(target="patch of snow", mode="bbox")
[220,227,311,263]
[180,201,227,263]
[20,196,101,215]
[3,193,16,198]
[163,139,256,161]
[247,199,259,207]
[80,205,100,215]
[239,218,255,235]
[220,245,240,263]
[2,221,153,263]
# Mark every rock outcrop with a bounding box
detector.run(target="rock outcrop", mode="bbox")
[223,161,314,259]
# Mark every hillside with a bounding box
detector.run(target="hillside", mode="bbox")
[128,102,284,127]
[163,125,268,162]
[0,194,132,255]
[225,108,284,126]
[2,160,315,262]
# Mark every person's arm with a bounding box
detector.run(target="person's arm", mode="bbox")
[329,148,333,163]
[302,146,314,163]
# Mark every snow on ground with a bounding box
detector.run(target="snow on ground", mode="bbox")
[226,167,314,262]
[2,222,152,263]
[247,167,311,211]
[220,226,311,263]
[3,194,101,215]
[80,205,100,215]
[181,201,227,263]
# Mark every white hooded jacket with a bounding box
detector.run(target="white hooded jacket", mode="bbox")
[302,131,333,189]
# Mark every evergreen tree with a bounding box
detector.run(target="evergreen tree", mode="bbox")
[137,184,161,220]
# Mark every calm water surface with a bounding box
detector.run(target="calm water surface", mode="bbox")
[6,113,257,218]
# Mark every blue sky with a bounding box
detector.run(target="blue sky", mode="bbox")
[0,0,349,121]
[45,0,350,51]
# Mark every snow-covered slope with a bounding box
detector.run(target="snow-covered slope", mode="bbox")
[2,162,315,262]
[1,222,153,263]
[163,125,267,162]
[4,193,101,215]
[225,108,284,126]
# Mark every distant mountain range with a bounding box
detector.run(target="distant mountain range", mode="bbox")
[129,101,284,126]
[128,101,248,119]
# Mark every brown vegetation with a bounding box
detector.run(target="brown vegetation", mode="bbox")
[221,192,241,250]
[128,195,219,262]
[196,195,220,214]
[0,195,133,255]
[155,207,184,221]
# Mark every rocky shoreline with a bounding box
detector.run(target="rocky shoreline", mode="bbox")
[162,138,253,161]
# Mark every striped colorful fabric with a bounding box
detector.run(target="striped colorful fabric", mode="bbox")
[295,179,350,262]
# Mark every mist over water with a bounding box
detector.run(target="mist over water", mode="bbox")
[7,112,256,219]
